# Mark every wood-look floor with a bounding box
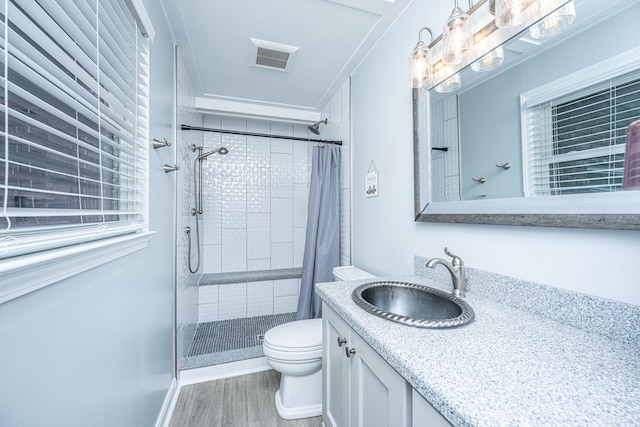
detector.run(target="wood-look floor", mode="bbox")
[169,369,323,427]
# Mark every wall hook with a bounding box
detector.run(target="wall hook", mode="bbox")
[472,177,486,183]
[495,162,511,170]
[152,138,171,149]
[164,164,180,173]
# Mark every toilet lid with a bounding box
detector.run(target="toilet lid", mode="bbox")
[263,318,322,352]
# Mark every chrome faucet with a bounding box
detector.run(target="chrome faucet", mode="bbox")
[426,247,468,298]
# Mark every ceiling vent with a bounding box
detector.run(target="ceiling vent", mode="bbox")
[250,38,299,72]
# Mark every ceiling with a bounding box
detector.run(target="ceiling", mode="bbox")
[161,0,413,121]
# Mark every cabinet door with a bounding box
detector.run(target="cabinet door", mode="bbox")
[412,389,453,427]
[349,333,411,427]
[323,304,352,427]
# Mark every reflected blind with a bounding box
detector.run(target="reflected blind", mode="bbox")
[524,70,640,196]
[0,0,149,258]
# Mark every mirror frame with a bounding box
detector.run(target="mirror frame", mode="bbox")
[413,1,640,230]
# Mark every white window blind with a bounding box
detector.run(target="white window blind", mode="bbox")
[0,0,149,259]
[523,69,640,196]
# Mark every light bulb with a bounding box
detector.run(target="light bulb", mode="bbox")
[471,46,505,72]
[408,28,434,88]
[435,73,462,93]
[442,4,474,65]
[495,0,540,28]
[529,1,576,39]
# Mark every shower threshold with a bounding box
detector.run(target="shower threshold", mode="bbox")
[181,312,296,370]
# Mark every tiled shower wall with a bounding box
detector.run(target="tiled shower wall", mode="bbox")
[197,79,352,323]
[323,79,352,268]
[176,49,203,363]
[431,96,461,202]
[199,116,313,275]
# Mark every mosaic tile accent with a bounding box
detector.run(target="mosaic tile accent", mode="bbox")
[188,312,296,356]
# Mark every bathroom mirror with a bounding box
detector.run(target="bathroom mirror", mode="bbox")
[413,0,640,229]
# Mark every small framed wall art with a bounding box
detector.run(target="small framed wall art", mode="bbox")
[365,160,379,197]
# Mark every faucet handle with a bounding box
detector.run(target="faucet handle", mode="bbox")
[444,247,463,267]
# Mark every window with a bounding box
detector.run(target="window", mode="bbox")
[0,0,150,259]
[522,55,640,197]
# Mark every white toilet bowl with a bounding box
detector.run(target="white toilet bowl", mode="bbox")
[263,318,323,420]
[263,266,375,420]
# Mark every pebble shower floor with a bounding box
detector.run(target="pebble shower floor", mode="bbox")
[182,312,296,369]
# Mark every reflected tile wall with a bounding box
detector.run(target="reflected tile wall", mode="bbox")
[431,96,461,202]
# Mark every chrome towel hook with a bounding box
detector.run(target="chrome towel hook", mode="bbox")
[152,138,171,149]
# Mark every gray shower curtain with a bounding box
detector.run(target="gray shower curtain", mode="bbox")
[296,145,341,320]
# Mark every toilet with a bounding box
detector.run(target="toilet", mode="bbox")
[262,266,375,420]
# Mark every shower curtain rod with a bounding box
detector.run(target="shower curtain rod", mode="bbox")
[181,124,343,146]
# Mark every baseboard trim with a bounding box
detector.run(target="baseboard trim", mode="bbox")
[179,357,271,385]
[155,378,179,427]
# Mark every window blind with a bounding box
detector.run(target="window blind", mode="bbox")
[524,70,640,196]
[0,0,149,258]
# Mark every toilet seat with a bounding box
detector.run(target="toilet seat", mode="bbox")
[263,318,322,360]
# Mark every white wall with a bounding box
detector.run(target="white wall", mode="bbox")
[351,1,640,306]
[0,2,177,425]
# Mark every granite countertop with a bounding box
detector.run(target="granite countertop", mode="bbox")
[316,274,640,426]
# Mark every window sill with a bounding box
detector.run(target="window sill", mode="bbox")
[0,231,155,304]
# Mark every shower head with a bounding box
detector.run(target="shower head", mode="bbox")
[198,147,229,160]
[308,119,328,135]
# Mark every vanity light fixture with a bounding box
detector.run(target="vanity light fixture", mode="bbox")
[494,0,540,28]
[409,27,435,88]
[471,45,505,72]
[442,0,475,65]
[529,0,576,39]
[435,73,462,93]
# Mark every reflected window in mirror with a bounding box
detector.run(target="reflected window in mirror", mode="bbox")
[523,69,640,196]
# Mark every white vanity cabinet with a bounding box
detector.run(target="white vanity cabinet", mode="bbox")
[323,304,411,427]
[322,303,452,427]
[411,390,453,427]
[323,303,353,427]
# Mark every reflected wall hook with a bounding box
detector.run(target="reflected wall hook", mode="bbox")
[164,164,179,173]
[152,138,171,149]
[472,177,486,183]
[495,162,511,170]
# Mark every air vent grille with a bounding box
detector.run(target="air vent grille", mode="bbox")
[256,47,290,70]
[250,38,299,72]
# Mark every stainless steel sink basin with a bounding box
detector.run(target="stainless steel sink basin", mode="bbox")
[352,281,474,328]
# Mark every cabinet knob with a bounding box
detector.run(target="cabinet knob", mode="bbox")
[337,337,347,347]
[345,347,356,358]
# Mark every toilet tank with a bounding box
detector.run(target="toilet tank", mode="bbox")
[332,266,376,281]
